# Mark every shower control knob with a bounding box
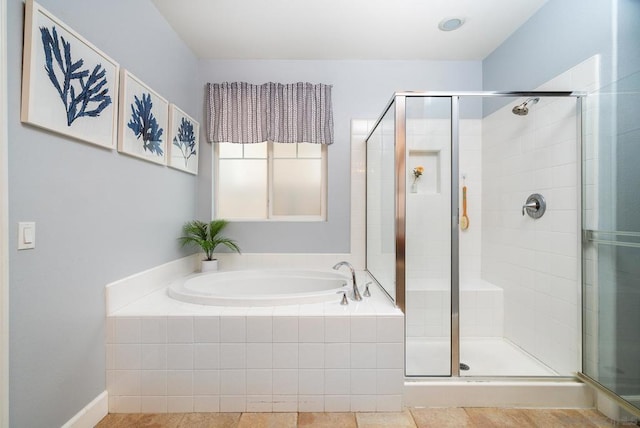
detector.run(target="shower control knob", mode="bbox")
[522,193,546,219]
[522,201,539,215]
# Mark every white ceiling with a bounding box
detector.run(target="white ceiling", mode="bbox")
[151,0,548,60]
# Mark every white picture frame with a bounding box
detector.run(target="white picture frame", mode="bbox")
[117,69,169,165]
[167,104,199,175]
[21,0,119,149]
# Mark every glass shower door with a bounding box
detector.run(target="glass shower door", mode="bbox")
[366,101,397,302]
[404,97,452,376]
[582,71,640,415]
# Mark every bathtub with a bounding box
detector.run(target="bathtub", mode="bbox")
[107,257,406,413]
[167,269,350,306]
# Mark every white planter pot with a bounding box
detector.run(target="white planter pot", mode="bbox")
[200,259,218,272]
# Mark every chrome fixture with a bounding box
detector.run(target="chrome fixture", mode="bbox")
[512,97,539,116]
[339,292,349,305]
[363,281,372,298]
[332,261,362,301]
[584,229,640,249]
[522,193,546,218]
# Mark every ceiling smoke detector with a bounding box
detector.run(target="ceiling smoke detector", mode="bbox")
[438,17,465,32]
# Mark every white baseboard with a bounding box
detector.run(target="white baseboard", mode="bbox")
[61,391,108,428]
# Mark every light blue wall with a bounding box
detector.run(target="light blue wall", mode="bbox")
[617,0,640,82]
[7,1,200,426]
[197,60,482,253]
[482,0,614,115]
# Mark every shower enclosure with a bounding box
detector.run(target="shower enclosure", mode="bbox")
[578,70,640,418]
[365,91,585,379]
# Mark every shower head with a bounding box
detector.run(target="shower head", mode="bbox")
[512,97,540,116]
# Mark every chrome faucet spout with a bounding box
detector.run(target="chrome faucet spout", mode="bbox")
[332,261,362,301]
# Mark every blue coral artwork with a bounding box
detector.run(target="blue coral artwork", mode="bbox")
[118,70,169,165]
[21,0,119,149]
[127,93,164,156]
[40,26,112,126]
[168,104,199,174]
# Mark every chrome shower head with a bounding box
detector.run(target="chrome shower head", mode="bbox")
[512,104,529,116]
[512,97,539,116]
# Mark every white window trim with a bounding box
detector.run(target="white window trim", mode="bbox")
[213,142,327,222]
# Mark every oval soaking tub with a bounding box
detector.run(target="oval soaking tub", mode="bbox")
[167,269,350,306]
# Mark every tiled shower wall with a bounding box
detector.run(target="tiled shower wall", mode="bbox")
[481,56,599,375]
[404,117,496,339]
[405,118,483,284]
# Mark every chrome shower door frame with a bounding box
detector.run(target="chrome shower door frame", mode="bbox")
[367,90,584,378]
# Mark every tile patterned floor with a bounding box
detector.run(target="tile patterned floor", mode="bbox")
[95,408,638,427]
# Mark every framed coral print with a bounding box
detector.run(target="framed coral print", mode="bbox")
[117,70,169,165]
[21,0,119,149]
[168,105,199,175]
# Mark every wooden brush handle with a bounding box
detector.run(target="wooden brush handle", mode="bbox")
[462,186,467,215]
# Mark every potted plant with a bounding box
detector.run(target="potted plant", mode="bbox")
[179,219,241,272]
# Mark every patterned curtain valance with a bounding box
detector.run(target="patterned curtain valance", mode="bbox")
[207,82,334,145]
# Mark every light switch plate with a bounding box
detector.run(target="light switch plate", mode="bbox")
[18,222,36,250]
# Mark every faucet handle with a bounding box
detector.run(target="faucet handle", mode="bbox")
[522,201,538,216]
[363,282,372,297]
[339,291,349,305]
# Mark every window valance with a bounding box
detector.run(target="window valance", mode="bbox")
[206,82,334,145]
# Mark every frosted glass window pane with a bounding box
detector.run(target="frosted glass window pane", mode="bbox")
[218,142,243,158]
[273,159,321,216]
[218,159,267,219]
[244,142,267,158]
[273,143,297,158]
[298,143,321,158]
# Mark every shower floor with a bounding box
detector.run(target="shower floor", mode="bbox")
[406,337,557,377]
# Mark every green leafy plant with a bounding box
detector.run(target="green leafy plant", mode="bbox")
[179,219,241,260]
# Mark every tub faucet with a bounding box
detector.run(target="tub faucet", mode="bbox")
[332,261,362,301]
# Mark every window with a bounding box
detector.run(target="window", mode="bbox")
[215,142,326,221]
